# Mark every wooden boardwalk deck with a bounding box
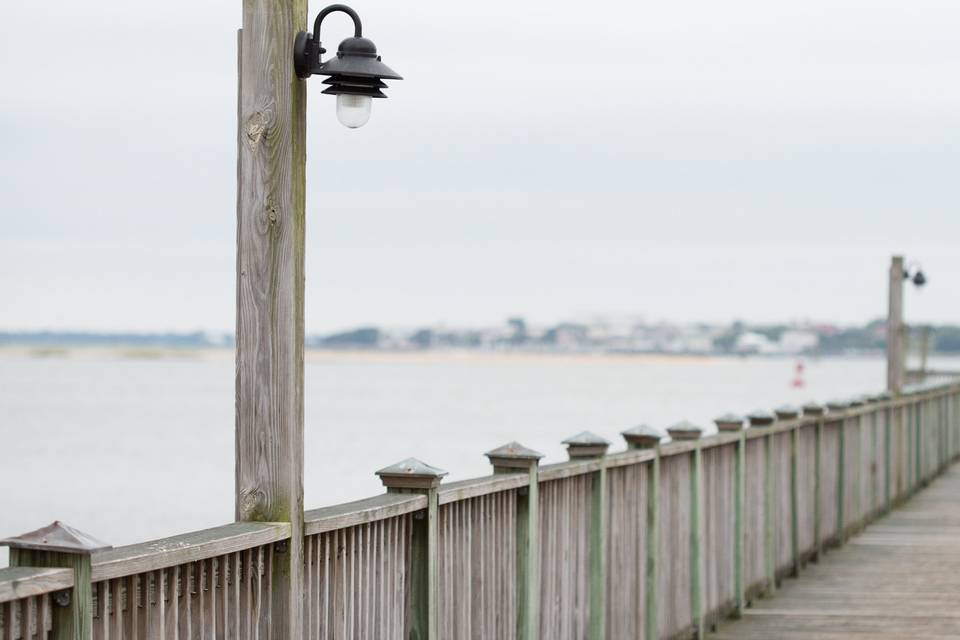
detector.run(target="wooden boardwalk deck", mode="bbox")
[710,463,960,639]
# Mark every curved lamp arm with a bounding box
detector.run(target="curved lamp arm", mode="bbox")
[313,4,362,41]
[296,4,363,78]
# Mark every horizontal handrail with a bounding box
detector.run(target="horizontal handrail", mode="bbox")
[304,492,426,535]
[0,566,73,603]
[91,520,289,582]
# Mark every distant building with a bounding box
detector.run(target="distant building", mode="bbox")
[735,332,778,355]
[778,330,819,354]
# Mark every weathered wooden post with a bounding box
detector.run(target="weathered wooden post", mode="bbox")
[667,420,705,639]
[622,424,665,640]
[888,256,905,393]
[485,442,544,640]
[747,409,777,595]
[715,414,746,617]
[866,394,881,518]
[235,0,307,636]
[774,405,801,576]
[1,522,109,640]
[562,431,610,640]
[826,400,849,544]
[914,391,923,489]
[802,402,826,560]
[848,396,866,532]
[877,392,893,514]
[376,458,447,640]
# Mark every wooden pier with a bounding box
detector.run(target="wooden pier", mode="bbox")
[0,0,952,633]
[2,381,959,639]
[711,463,960,639]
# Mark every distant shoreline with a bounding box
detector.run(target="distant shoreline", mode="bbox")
[0,344,893,364]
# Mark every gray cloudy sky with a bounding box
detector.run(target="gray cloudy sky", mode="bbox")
[2,0,958,332]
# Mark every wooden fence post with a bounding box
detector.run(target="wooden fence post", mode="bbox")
[867,398,879,519]
[887,256,905,393]
[848,397,866,532]
[827,400,849,544]
[1,522,109,640]
[235,0,307,636]
[715,414,746,618]
[623,425,666,640]
[376,458,448,640]
[915,396,923,489]
[486,443,545,640]
[667,421,705,639]
[941,393,948,473]
[563,432,611,640]
[881,393,892,514]
[747,410,777,596]
[775,406,802,576]
[802,403,826,561]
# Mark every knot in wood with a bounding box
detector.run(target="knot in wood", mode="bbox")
[245,111,269,147]
[238,487,267,519]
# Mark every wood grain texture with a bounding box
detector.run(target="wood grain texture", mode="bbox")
[235,0,307,632]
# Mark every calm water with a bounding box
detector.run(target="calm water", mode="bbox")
[0,349,941,566]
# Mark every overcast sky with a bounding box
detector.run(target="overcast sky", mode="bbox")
[2,0,958,333]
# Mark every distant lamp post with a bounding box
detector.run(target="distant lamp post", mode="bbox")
[904,262,926,288]
[294,4,403,128]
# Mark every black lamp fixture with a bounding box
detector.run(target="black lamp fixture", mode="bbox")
[294,4,402,129]
[904,261,927,288]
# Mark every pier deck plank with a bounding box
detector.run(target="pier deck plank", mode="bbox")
[710,464,960,639]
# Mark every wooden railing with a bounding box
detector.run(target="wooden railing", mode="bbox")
[3,381,959,640]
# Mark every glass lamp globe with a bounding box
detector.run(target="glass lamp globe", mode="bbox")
[336,94,372,128]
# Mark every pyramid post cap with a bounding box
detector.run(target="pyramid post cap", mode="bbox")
[562,431,611,446]
[774,404,802,419]
[485,441,544,469]
[826,399,850,411]
[747,409,777,426]
[802,401,826,416]
[714,413,745,431]
[0,521,110,554]
[562,431,610,459]
[667,420,703,440]
[375,458,448,490]
[621,424,666,448]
